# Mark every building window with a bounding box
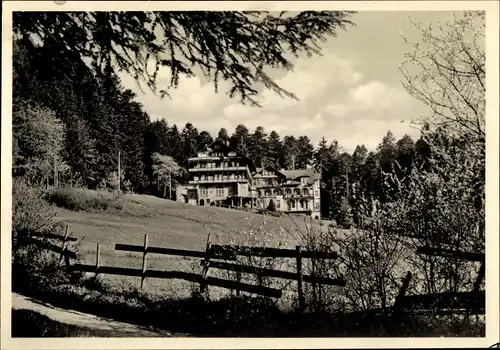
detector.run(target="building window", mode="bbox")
[315,202,320,211]
[286,189,291,195]
[315,190,319,197]
[265,190,271,196]
[201,189,208,196]
[287,200,295,210]
[275,189,282,196]
[276,201,280,209]
[216,188,224,196]
[294,188,301,195]
[301,177,308,184]
[303,188,309,196]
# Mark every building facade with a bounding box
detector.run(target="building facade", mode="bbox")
[176,140,258,208]
[176,140,321,218]
[253,167,321,219]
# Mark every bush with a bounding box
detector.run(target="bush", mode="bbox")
[267,199,276,212]
[12,99,67,185]
[12,179,56,240]
[12,178,82,294]
[45,187,123,212]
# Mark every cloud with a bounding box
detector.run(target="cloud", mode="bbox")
[119,36,423,154]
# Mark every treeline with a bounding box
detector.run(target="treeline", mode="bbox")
[12,36,443,224]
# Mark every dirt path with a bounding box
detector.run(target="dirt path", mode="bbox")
[12,293,186,337]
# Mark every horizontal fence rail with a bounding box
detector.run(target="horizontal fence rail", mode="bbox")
[27,232,78,242]
[70,263,282,298]
[26,237,77,260]
[115,244,218,259]
[207,260,346,287]
[416,246,485,262]
[23,225,77,268]
[110,236,344,308]
[210,244,338,260]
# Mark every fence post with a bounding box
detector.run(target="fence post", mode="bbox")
[296,245,305,313]
[95,243,101,278]
[473,261,485,292]
[200,233,212,296]
[394,271,412,309]
[58,225,69,266]
[141,234,148,289]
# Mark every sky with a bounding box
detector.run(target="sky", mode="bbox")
[119,11,463,154]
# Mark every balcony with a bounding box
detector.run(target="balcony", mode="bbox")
[189,178,249,184]
[189,166,248,172]
[283,193,314,199]
[188,156,222,162]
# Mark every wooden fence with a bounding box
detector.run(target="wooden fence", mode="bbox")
[25,226,485,315]
[393,246,485,315]
[70,233,346,311]
[23,225,78,267]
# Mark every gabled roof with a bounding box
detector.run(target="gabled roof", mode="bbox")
[253,165,286,178]
[188,139,257,172]
[279,169,321,181]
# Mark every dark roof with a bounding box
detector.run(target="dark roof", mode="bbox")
[253,165,286,178]
[279,169,320,181]
[188,140,257,172]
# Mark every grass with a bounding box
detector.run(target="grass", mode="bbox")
[52,191,328,298]
[11,309,109,337]
[45,187,124,212]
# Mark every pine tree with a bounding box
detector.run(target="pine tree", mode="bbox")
[281,136,299,170]
[248,126,268,166]
[181,123,200,166]
[217,128,229,142]
[198,131,214,148]
[64,117,98,186]
[167,124,183,165]
[296,136,314,169]
[230,124,250,156]
[351,145,368,182]
[395,134,415,183]
[264,131,282,168]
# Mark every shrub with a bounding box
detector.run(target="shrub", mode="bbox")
[12,178,83,294]
[45,187,123,212]
[12,178,56,240]
[12,99,67,186]
[212,216,293,304]
[267,199,276,212]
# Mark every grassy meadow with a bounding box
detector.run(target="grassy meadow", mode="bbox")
[53,190,331,299]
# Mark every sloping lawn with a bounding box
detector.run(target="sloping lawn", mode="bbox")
[54,192,321,298]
